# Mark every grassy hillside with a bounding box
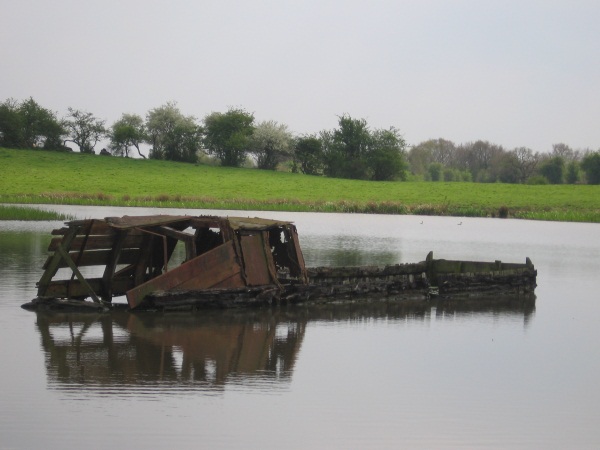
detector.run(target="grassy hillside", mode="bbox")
[1,147,598,222]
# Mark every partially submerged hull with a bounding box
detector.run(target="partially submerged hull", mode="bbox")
[141,253,536,311]
[23,215,537,312]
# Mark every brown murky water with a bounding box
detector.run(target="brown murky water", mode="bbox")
[1,207,599,449]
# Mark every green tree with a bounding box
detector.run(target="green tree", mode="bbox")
[293,135,324,175]
[423,138,456,165]
[565,161,580,184]
[0,97,64,150]
[407,142,433,176]
[443,167,456,182]
[109,113,146,158]
[511,147,540,183]
[249,120,293,170]
[552,143,579,161]
[146,102,201,163]
[168,120,203,163]
[454,140,504,181]
[459,170,473,182]
[409,138,457,177]
[203,108,255,167]
[64,108,106,154]
[322,115,407,181]
[18,98,65,149]
[581,151,600,184]
[322,115,371,179]
[428,162,443,181]
[493,151,520,183]
[0,98,24,148]
[539,156,565,184]
[146,102,179,159]
[368,128,407,181]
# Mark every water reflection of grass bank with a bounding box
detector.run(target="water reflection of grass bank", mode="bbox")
[2,148,599,222]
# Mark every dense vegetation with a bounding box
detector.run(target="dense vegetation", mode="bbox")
[2,97,599,186]
[1,148,598,222]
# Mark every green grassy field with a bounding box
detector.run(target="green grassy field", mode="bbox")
[1,147,598,222]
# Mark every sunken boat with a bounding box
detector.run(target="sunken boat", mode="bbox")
[23,215,537,312]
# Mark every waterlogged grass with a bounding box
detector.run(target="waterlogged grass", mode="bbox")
[0,204,76,221]
[1,147,599,222]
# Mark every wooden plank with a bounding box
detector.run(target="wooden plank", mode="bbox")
[37,226,79,297]
[51,227,70,236]
[51,219,114,235]
[101,230,128,301]
[43,278,135,298]
[152,225,195,242]
[134,235,155,286]
[149,225,197,261]
[261,230,281,287]
[105,215,190,229]
[239,233,273,286]
[48,233,145,252]
[114,264,136,278]
[210,272,246,289]
[126,241,244,309]
[88,221,116,235]
[189,217,222,229]
[56,245,101,303]
[177,253,243,289]
[289,225,308,282]
[42,248,141,269]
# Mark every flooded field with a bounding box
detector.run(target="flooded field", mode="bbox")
[1,206,599,449]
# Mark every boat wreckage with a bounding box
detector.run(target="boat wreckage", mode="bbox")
[23,215,537,312]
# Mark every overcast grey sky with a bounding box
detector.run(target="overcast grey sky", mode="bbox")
[1,0,599,153]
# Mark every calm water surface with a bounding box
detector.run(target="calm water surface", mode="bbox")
[0,206,599,449]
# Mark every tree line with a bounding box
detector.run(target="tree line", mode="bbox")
[1,97,599,184]
[408,139,600,185]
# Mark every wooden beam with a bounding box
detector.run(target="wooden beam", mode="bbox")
[56,245,102,304]
[152,225,195,242]
[37,225,79,297]
[101,229,129,302]
[43,277,134,298]
[42,248,141,269]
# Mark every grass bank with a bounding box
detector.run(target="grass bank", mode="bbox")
[0,204,76,221]
[1,147,598,222]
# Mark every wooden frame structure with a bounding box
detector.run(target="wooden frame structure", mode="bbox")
[36,215,308,309]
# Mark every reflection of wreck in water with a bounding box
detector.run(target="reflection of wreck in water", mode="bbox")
[25,215,537,312]
[37,310,305,391]
[36,300,535,392]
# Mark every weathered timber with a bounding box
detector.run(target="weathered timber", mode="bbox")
[144,286,282,311]
[25,215,537,312]
[140,258,536,312]
[126,240,246,309]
